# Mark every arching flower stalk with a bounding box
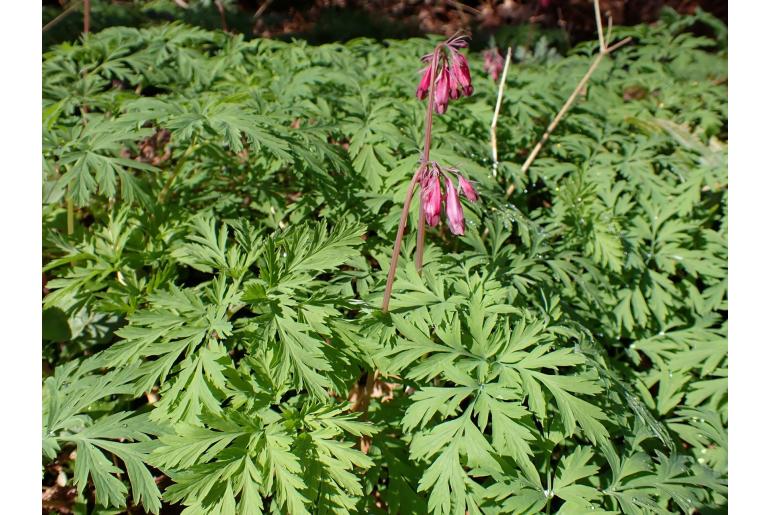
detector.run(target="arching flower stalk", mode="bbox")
[381,34,478,313]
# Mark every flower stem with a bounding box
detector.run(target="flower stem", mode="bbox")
[415,46,442,273]
[415,207,426,271]
[422,47,441,163]
[381,167,423,313]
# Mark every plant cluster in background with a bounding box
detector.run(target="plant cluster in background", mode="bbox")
[42,7,727,514]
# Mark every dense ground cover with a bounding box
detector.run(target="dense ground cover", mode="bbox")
[42,9,727,514]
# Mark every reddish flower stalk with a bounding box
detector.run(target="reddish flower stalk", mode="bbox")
[381,35,478,313]
[415,48,441,273]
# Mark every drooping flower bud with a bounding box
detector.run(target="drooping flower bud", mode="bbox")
[453,53,473,97]
[448,68,460,100]
[434,68,450,114]
[458,175,478,202]
[416,66,432,100]
[444,177,465,235]
[483,48,504,82]
[422,174,442,220]
[415,36,473,114]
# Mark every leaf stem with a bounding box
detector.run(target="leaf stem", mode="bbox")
[158,140,198,204]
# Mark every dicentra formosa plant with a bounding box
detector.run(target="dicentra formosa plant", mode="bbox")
[381,35,479,313]
[483,47,505,82]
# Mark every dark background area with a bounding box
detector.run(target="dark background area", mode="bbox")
[43,0,727,51]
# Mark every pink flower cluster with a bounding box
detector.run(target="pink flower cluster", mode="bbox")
[420,162,478,235]
[483,48,505,82]
[416,35,474,114]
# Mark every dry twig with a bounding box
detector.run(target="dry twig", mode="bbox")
[491,47,513,177]
[253,0,273,20]
[506,0,631,198]
[42,1,83,33]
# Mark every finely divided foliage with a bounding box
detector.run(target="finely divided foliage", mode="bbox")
[43,9,726,514]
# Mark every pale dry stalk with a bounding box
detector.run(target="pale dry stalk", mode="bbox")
[490,47,513,178]
[506,0,631,198]
[42,1,83,33]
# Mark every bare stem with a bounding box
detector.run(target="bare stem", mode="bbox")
[506,1,631,198]
[381,170,423,313]
[606,36,632,54]
[516,53,603,176]
[490,47,513,178]
[593,0,605,52]
[254,0,273,19]
[415,207,426,271]
[42,0,83,33]
[215,0,228,32]
[83,0,90,34]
